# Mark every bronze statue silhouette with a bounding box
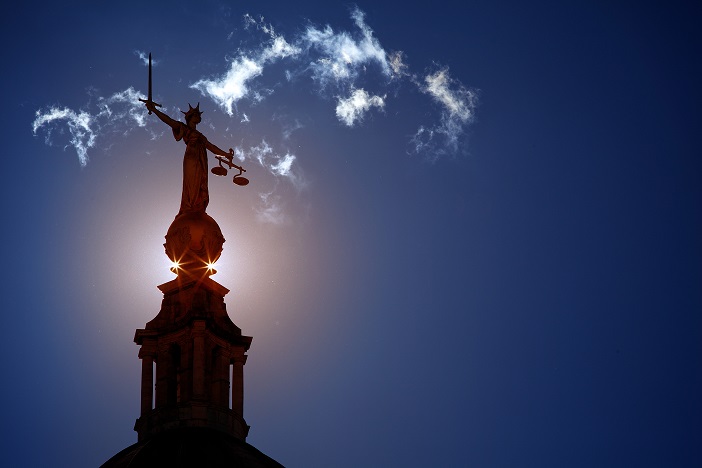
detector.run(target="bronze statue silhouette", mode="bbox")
[139,53,247,215]
[144,100,235,213]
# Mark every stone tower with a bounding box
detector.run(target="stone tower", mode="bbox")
[102,211,281,467]
[134,272,251,441]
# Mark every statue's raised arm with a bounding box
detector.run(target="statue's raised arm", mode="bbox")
[145,101,179,130]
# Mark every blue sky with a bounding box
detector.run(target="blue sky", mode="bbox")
[1,1,701,466]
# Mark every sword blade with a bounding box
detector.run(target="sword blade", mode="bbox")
[147,53,153,114]
[139,53,161,112]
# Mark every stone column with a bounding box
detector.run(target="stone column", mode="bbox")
[181,339,192,402]
[211,347,221,405]
[214,348,231,406]
[192,320,206,399]
[231,356,245,416]
[140,356,154,415]
[155,348,168,408]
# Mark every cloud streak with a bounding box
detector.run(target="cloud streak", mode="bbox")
[32,107,96,167]
[335,88,385,126]
[32,86,148,167]
[235,139,305,191]
[302,7,396,90]
[255,190,288,225]
[411,68,478,159]
[134,50,158,67]
[190,7,476,160]
[190,15,300,115]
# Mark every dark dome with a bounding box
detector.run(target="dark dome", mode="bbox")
[101,427,283,468]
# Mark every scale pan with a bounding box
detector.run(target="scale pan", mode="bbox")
[233,176,250,186]
[211,166,228,176]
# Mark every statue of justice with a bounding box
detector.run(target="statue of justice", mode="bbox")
[138,53,248,275]
[139,53,248,216]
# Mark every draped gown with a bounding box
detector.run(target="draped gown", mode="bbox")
[172,122,209,214]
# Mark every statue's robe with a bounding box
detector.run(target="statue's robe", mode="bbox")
[173,122,209,214]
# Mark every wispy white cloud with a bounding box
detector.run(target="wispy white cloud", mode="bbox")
[191,57,263,115]
[191,15,300,115]
[134,50,158,66]
[302,6,396,90]
[97,87,149,127]
[192,7,400,117]
[280,117,304,140]
[423,68,476,122]
[335,88,385,126]
[32,86,149,166]
[388,51,408,77]
[243,140,300,225]
[411,68,478,159]
[235,140,305,190]
[245,139,273,166]
[270,153,296,177]
[256,190,288,225]
[191,7,475,159]
[32,107,96,167]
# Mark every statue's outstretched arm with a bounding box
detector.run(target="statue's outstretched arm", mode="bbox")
[145,101,178,130]
[206,140,235,159]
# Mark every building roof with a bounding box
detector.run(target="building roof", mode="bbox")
[101,427,283,468]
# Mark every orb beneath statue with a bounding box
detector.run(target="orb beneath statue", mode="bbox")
[164,211,225,276]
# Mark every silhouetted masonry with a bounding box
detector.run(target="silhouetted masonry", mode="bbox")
[134,275,251,442]
[102,264,282,467]
[102,81,281,466]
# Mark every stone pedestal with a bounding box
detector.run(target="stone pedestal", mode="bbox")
[134,275,252,442]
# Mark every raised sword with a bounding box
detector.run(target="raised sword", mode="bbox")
[138,53,162,114]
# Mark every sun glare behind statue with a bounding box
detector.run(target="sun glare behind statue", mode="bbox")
[154,251,180,284]
[160,257,219,278]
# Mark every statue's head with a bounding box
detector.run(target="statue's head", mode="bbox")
[181,103,203,125]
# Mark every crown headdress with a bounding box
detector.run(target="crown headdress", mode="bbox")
[181,102,203,120]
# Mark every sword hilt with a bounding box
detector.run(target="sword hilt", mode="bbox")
[139,98,162,115]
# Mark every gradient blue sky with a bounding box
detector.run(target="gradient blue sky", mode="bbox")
[2,1,701,466]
